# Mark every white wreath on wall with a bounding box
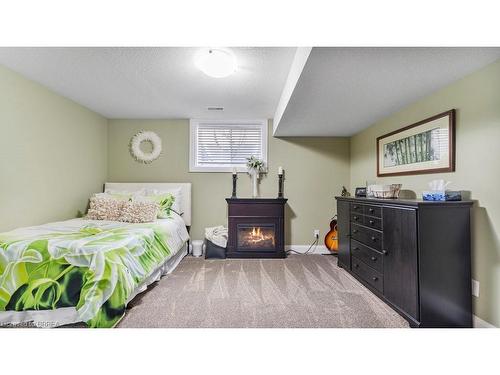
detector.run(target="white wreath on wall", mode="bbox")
[129,131,162,164]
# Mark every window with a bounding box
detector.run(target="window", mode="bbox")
[190,119,268,172]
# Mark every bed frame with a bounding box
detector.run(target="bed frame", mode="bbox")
[104,182,192,227]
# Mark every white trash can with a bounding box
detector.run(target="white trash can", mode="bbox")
[191,240,204,257]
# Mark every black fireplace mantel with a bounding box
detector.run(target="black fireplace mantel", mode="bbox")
[226,198,287,258]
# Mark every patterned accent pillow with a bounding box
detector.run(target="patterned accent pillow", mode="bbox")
[146,188,182,214]
[119,200,159,223]
[133,193,175,219]
[87,196,126,221]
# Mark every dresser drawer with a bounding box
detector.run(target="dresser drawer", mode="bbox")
[364,205,382,218]
[364,216,382,231]
[350,213,363,225]
[351,239,383,273]
[352,257,383,292]
[351,223,383,250]
[350,203,364,215]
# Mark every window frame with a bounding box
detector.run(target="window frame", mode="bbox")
[189,119,268,173]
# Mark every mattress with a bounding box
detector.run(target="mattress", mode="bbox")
[0,214,189,328]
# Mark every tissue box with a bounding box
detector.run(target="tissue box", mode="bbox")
[422,190,462,201]
[422,191,445,201]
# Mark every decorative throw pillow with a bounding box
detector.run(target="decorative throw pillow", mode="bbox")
[86,195,126,221]
[118,200,159,223]
[94,192,132,201]
[133,193,175,219]
[146,188,183,214]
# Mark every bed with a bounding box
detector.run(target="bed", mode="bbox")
[0,183,191,328]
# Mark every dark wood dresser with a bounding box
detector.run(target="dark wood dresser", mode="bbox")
[336,196,473,327]
[226,198,287,259]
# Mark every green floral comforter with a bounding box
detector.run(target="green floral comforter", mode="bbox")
[0,217,188,328]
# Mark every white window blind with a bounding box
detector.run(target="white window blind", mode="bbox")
[190,119,268,172]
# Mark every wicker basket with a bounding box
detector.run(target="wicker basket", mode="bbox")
[370,184,402,199]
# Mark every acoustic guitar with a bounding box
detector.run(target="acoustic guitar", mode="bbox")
[324,216,338,252]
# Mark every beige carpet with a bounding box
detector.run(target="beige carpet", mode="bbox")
[118,255,409,328]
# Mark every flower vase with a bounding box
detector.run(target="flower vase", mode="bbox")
[250,169,259,198]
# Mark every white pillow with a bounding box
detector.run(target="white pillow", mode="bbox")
[146,187,183,214]
[104,188,147,197]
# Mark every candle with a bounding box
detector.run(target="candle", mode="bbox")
[232,167,237,175]
[278,166,283,175]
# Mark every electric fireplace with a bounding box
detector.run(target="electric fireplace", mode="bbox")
[237,224,276,251]
[226,198,287,258]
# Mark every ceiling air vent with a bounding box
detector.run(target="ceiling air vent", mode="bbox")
[207,107,224,111]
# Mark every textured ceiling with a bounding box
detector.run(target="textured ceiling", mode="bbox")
[1,47,499,136]
[0,47,295,119]
[274,47,500,136]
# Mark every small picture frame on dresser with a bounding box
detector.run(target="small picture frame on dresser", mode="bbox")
[355,187,367,197]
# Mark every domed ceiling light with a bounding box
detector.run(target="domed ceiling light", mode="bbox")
[195,48,237,78]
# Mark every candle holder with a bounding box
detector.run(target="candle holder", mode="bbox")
[278,173,284,198]
[232,174,238,198]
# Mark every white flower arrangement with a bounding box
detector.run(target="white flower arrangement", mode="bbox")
[246,156,265,198]
[246,156,265,176]
[129,131,162,164]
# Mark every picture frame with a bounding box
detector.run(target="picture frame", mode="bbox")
[376,109,456,177]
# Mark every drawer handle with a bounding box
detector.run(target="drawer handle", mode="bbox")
[369,220,374,225]
[353,229,358,233]
[354,247,359,251]
[354,263,359,268]
[382,250,388,255]
[372,276,378,281]
[369,208,374,213]
[371,236,377,241]
[354,216,359,220]
[353,205,358,209]
[371,256,377,261]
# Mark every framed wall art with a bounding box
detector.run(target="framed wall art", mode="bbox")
[377,109,456,177]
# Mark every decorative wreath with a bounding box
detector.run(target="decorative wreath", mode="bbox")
[129,131,162,164]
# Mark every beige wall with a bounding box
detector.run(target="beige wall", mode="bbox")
[350,59,500,326]
[107,120,350,244]
[0,65,108,231]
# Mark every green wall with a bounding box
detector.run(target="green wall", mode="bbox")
[350,59,500,326]
[107,120,350,244]
[3,56,498,326]
[0,65,108,231]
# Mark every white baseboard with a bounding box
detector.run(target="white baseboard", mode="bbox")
[285,244,332,255]
[473,315,497,328]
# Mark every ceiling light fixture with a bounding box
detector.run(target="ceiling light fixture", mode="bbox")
[195,48,237,78]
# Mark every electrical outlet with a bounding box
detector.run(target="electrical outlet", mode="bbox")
[472,279,480,297]
[314,229,320,238]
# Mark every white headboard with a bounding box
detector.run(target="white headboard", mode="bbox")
[104,182,192,226]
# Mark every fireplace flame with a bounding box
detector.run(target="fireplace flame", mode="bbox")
[251,227,264,239]
[243,227,274,246]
